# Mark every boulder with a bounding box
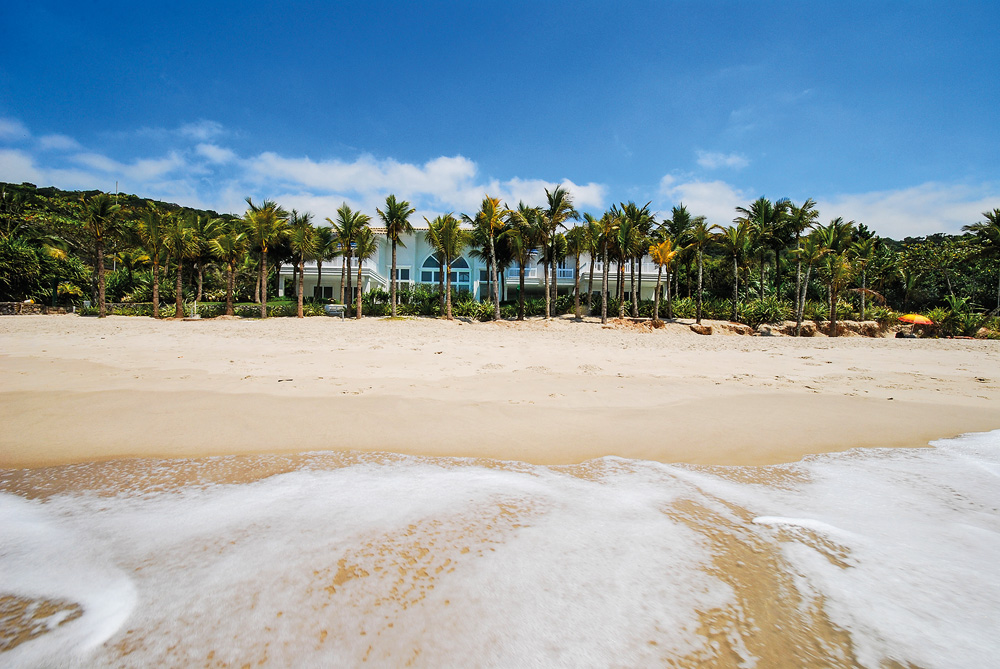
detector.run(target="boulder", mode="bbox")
[689,324,713,335]
[717,322,754,336]
[756,324,783,336]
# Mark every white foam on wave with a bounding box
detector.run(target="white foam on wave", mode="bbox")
[2,430,999,667]
[0,493,137,667]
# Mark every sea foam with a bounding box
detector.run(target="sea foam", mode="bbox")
[1,431,998,668]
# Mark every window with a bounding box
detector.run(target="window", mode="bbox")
[395,268,410,281]
[421,254,472,292]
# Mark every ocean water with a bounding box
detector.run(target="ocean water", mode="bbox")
[1,431,998,668]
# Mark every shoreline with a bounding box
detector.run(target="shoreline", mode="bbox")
[2,315,999,470]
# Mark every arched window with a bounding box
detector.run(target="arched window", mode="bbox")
[419,254,472,292]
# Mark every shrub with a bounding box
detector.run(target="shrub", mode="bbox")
[742,296,792,327]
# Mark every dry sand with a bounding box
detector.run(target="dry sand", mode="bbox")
[2,314,998,469]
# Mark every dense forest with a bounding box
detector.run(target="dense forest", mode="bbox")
[1,180,998,336]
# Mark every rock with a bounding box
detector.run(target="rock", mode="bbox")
[689,324,713,335]
[717,322,754,336]
[756,324,783,336]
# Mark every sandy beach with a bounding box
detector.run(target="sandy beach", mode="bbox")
[3,314,1000,667]
[1,314,998,469]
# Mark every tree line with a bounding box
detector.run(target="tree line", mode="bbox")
[1,181,998,335]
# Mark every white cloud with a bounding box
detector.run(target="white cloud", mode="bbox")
[817,183,1000,239]
[0,149,44,183]
[658,175,750,227]
[196,143,236,164]
[38,134,82,151]
[178,120,224,141]
[0,118,30,141]
[70,151,186,182]
[696,150,749,170]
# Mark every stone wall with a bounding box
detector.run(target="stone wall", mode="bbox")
[0,303,70,315]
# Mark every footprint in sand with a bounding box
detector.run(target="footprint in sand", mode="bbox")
[480,363,504,371]
[577,364,602,374]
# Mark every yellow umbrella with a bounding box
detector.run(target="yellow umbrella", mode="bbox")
[898,313,934,325]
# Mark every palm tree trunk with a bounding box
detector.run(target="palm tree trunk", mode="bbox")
[97,239,107,318]
[254,262,260,304]
[666,271,674,319]
[830,287,839,337]
[176,259,185,319]
[152,261,160,319]
[357,260,364,319]
[543,259,550,318]
[487,232,500,320]
[445,255,453,320]
[518,261,525,321]
[696,249,704,325]
[196,264,204,302]
[225,263,234,316]
[759,250,765,301]
[653,267,662,321]
[438,255,445,316]
[346,252,353,308]
[259,255,268,318]
[573,252,581,319]
[618,261,626,319]
[390,241,398,318]
[316,261,323,302]
[794,233,802,314]
[861,269,867,321]
[339,256,346,304]
[630,257,638,318]
[550,242,557,315]
[600,243,609,324]
[296,258,304,318]
[587,255,595,316]
[731,255,738,322]
[637,260,643,312]
[796,265,810,336]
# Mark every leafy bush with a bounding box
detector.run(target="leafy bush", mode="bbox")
[742,296,792,327]
[866,305,897,324]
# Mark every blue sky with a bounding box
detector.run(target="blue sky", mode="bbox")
[1,0,997,238]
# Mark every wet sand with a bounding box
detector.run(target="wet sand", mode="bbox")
[1,314,999,468]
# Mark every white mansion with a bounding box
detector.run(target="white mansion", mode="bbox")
[277,226,661,302]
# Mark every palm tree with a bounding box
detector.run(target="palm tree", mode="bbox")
[735,197,790,300]
[815,218,856,335]
[618,202,655,317]
[81,193,121,318]
[851,237,877,320]
[542,186,579,318]
[330,204,371,307]
[598,210,618,324]
[793,233,827,335]
[376,195,415,318]
[312,225,337,301]
[353,225,379,319]
[437,215,468,320]
[963,208,1000,310]
[462,196,508,320]
[244,197,288,318]
[424,216,449,313]
[582,213,602,315]
[712,222,750,322]
[288,210,317,318]
[506,202,542,320]
[163,212,198,318]
[137,203,167,318]
[649,238,679,322]
[786,199,819,310]
[566,225,588,319]
[687,218,713,324]
[189,214,222,302]
[663,204,695,300]
[209,218,248,316]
